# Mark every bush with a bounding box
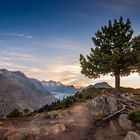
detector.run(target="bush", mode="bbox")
[128,110,140,123]
[6,109,23,118]
[23,108,30,115]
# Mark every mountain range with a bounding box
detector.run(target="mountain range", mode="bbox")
[41,80,78,100]
[0,69,112,117]
[0,69,56,117]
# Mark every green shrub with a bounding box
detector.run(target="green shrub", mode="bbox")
[6,109,23,118]
[128,110,140,123]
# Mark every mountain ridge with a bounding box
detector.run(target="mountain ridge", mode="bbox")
[0,69,56,117]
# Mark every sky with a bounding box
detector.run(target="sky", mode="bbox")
[0,0,140,88]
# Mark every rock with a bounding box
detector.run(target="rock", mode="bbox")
[45,110,61,119]
[40,127,49,136]
[89,95,118,116]
[124,131,140,140]
[136,123,140,128]
[118,114,132,130]
[121,93,130,99]
[50,124,66,135]
[109,121,117,135]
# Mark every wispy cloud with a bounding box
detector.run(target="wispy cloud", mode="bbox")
[5,32,33,39]
[1,50,34,61]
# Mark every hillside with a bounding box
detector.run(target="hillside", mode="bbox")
[0,69,56,117]
[0,88,140,140]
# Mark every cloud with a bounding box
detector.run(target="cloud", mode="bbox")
[5,32,33,39]
[26,35,33,39]
[1,50,34,60]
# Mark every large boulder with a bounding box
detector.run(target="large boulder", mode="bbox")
[124,131,140,140]
[118,114,132,130]
[89,95,118,116]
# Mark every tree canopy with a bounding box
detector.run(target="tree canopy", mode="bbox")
[80,17,140,95]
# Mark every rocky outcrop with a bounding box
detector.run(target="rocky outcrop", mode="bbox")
[118,114,132,130]
[124,131,140,140]
[89,95,118,116]
[50,124,66,135]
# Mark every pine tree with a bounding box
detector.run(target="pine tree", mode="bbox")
[80,17,140,97]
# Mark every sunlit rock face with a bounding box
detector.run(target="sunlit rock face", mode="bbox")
[0,69,57,117]
[88,95,118,116]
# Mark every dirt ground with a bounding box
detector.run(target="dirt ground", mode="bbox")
[0,102,139,140]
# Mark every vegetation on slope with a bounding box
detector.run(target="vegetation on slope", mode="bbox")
[37,88,102,113]
[128,109,140,123]
[120,87,140,102]
[6,108,30,118]
[6,109,23,118]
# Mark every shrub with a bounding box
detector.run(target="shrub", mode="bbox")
[23,108,30,115]
[6,109,23,118]
[128,110,140,123]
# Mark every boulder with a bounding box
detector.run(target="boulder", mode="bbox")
[124,131,140,140]
[89,95,118,116]
[45,110,61,119]
[50,124,66,135]
[121,93,130,99]
[40,127,50,136]
[118,114,132,130]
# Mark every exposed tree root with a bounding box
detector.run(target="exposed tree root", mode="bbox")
[103,96,140,121]
[86,95,140,140]
[102,105,126,121]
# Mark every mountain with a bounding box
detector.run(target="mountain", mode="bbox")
[84,82,112,90]
[0,69,56,117]
[41,80,78,100]
[93,82,112,89]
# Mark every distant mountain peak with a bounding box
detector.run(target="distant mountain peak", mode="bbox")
[93,82,112,89]
[0,69,9,73]
[12,71,27,78]
[41,80,78,100]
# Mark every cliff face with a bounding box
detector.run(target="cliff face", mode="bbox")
[0,69,56,117]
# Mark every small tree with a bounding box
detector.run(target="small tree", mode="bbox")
[6,109,23,118]
[80,17,140,97]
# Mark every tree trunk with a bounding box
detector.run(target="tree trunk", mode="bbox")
[115,74,121,97]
